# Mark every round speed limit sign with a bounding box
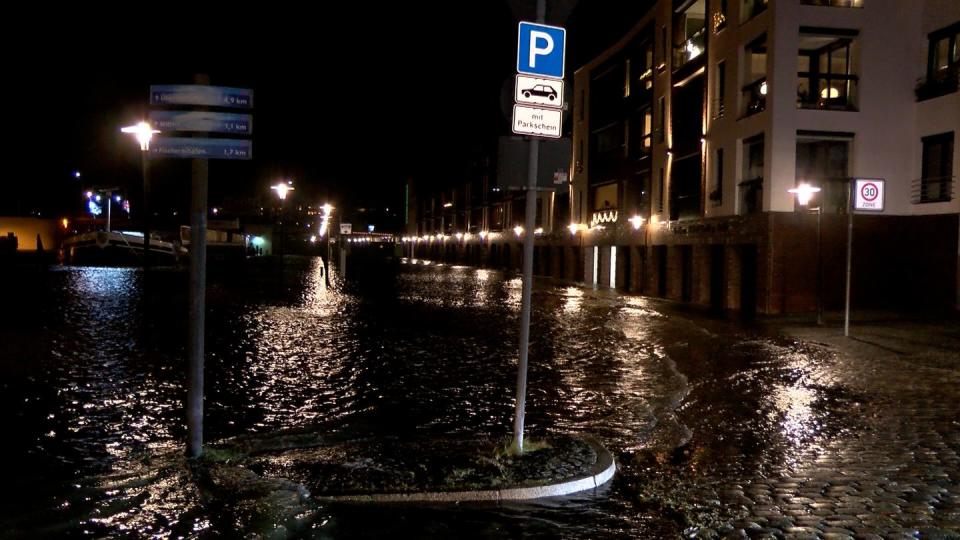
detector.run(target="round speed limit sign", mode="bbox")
[854,179,884,211]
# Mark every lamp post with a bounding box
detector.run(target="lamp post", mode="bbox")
[121,122,160,268]
[320,203,334,286]
[271,181,294,257]
[789,183,823,325]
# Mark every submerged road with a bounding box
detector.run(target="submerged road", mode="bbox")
[0,257,956,537]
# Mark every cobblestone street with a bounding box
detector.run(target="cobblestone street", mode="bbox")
[632,317,960,539]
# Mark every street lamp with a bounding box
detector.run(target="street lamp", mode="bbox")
[271,181,295,201]
[789,182,823,325]
[271,181,294,256]
[121,121,160,151]
[121,121,160,268]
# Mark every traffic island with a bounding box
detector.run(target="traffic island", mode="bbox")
[200,432,615,514]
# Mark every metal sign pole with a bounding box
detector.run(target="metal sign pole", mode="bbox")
[187,74,210,458]
[511,0,546,455]
[844,183,853,337]
[816,207,823,326]
[142,152,151,269]
[106,190,112,233]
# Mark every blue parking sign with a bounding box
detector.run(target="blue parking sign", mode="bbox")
[517,22,566,79]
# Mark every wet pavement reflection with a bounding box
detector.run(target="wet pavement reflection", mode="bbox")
[0,258,956,537]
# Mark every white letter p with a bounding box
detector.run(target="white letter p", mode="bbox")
[529,31,554,68]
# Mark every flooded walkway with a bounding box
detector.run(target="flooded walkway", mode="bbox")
[0,258,956,537]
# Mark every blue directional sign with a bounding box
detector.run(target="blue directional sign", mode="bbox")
[150,137,252,160]
[149,111,252,135]
[150,85,253,109]
[517,22,566,79]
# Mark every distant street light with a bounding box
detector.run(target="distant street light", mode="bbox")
[121,121,159,151]
[789,182,823,325]
[272,181,294,256]
[271,182,295,200]
[121,121,160,268]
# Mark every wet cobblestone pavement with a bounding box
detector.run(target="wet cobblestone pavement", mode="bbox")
[635,318,960,539]
[2,261,958,538]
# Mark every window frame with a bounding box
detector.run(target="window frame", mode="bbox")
[919,131,955,204]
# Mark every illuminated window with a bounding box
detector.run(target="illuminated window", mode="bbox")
[797,29,859,110]
[917,23,959,101]
[673,0,706,71]
[742,35,767,117]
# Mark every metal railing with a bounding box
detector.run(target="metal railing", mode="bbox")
[673,28,706,71]
[797,74,858,111]
[915,68,959,102]
[911,175,955,204]
[742,78,767,117]
[712,98,726,120]
[800,0,863,7]
[742,0,768,21]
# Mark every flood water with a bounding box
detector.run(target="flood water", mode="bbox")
[0,256,810,538]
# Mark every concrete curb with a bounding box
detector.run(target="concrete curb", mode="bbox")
[316,437,616,503]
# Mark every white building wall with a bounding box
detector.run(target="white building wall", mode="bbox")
[653,0,672,223]
[766,0,958,216]
[913,0,960,217]
[575,0,958,221]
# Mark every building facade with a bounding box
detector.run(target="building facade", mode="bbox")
[407,0,959,314]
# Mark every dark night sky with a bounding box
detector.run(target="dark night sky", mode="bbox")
[4,1,651,219]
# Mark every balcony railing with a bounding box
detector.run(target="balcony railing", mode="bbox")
[915,68,959,102]
[797,74,858,111]
[800,0,863,6]
[712,98,726,120]
[742,0,768,22]
[738,178,763,215]
[673,28,706,71]
[911,175,955,204]
[742,78,767,117]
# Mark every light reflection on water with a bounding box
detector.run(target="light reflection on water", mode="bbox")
[0,258,832,537]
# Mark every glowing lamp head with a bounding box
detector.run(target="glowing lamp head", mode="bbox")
[788,183,821,206]
[271,182,294,200]
[121,121,160,151]
[513,225,523,237]
[629,215,645,230]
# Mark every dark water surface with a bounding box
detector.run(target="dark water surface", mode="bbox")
[0,257,818,538]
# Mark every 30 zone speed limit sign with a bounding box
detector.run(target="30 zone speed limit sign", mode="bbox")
[854,179,884,211]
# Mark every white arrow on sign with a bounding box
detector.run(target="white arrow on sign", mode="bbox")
[515,75,564,108]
